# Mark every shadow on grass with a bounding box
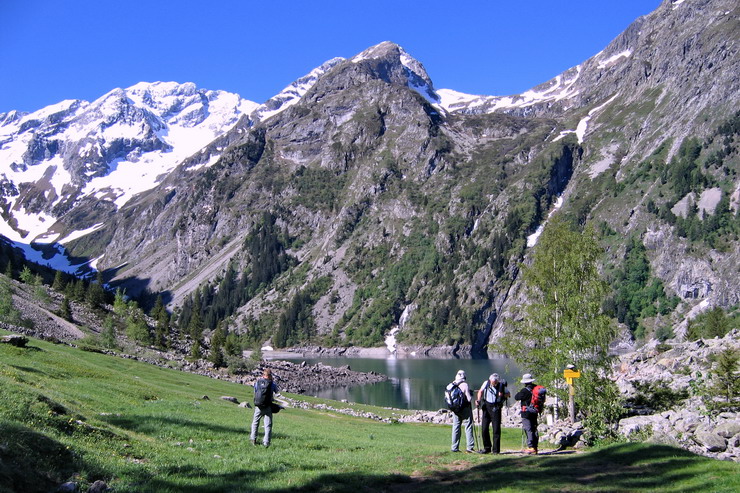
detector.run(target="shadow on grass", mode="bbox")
[0,421,83,493]
[371,443,721,493]
[100,413,246,436]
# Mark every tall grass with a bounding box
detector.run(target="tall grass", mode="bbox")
[1,330,737,492]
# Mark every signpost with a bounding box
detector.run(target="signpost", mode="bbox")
[563,367,581,422]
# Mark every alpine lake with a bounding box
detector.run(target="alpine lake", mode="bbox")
[265,353,520,411]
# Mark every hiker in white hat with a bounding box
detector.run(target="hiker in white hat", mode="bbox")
[446,369,475,453]
[514,373,542,454]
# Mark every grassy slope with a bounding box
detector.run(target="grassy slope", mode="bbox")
[0,331,737,493]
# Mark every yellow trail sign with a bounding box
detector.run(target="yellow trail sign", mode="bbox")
[563,369,581,386]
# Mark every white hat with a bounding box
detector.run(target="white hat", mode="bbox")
[521,373,536,384]
[489,373,499,381]
[455,370,466,381]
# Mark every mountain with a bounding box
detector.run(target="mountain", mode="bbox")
[1,0,738,353]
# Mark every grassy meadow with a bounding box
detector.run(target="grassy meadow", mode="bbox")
[0,330,738,492]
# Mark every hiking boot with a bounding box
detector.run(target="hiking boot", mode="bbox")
[251,439,258,446]
[465,449,475,454]
[524,448,538,455]
[475,449,491,454]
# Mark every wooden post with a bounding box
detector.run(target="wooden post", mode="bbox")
[563,368,581,423]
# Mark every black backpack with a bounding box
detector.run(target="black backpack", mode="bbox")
[254,378,273,407]
[445,381,466,413]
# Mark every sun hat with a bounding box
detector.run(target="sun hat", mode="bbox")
[489,373,499,381]
[520,373,536,384]
[455,370,467,381]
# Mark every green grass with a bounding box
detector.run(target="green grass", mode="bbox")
[1,330,738,492]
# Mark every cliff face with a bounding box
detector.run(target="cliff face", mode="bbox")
[2,0,738,350]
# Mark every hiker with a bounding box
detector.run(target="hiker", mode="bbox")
[250,368,279,448]
[448,369,475,453]
[514,373,539,454]
[475,373,510,454]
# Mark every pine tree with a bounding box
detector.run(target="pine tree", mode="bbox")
[155,308,170,349]
[86,272,106,308]
[19,266,34,284]
[208,325,226,368]
[52,271,66,291]
[60,296,73,321]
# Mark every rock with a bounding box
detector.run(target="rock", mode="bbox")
[729,433,740,448]
[618,415,659,437]
[715,420,740,439]
[221,396,239,404]
[694,426,727,452]
[87,480,109,493]
[201,395,210,400]
[55,482,79,493]
[1,334,28,347]
[239,401,252,408]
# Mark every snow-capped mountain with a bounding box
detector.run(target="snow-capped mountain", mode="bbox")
[0,82,258,247]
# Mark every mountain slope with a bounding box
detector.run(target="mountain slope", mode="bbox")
[1,0,738,352]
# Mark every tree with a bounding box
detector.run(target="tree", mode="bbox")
[502,217,621,438]
[59,296,73,322]
[101,314,117,349]
[208,325,227,368]
[711,348,740,411]
[52,271,66,291]
[19,266,34,284]
[86,272,106,308]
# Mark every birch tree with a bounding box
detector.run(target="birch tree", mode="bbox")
[503,217,621,438]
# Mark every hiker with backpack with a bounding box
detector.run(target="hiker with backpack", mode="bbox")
[475,373,510,454]
[250,368,279,448]
[445,369,475,453]
[514,373,546,455]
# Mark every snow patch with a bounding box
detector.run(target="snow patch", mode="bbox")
[575,93,619,144]
[527,196,564,248]
[597,50,633,69]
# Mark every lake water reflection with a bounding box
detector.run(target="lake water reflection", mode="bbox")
[269,354,520,411]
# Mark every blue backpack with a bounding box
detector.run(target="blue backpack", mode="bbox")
[445,381,465,413]
[254,378,273,407]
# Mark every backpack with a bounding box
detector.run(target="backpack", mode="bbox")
[522,385,547,415]
[483,379,508,405]
[445,381,466,413]
[254,378,273,407]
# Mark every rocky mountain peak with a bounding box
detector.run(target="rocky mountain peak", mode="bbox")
[349,41,438,102]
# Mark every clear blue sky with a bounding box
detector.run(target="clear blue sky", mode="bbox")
[0,0,661,114]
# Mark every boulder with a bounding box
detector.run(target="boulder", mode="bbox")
[220,396,239,404]
[618,415,659,437]
[1,334,28,347]
[88,480,109,493]
[694,425,727,452]
[715,420,740,439]
[55,483,79,493]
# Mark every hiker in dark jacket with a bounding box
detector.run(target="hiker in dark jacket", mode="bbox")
[250,368,279,447]
[475,373,510,454]
[514,373,539,454]
[450,370,475,453]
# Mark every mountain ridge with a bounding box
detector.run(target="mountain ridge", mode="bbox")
[1,0,738,352]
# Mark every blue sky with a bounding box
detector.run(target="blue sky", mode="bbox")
[0,0,660,114]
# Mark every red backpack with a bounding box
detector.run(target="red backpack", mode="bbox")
[522,385,547,414]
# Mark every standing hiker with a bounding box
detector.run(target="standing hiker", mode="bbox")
[514,373,541,454]
[475,373,510,454]
[446,369,475,453]
[251,368,279,448]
